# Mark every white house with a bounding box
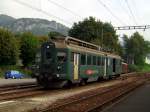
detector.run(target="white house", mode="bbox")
[145,54,150,64]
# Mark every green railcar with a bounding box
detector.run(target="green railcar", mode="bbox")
[36,37,122,88]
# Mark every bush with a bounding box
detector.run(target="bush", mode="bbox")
[138,63,150,72]
[128,64,139,72]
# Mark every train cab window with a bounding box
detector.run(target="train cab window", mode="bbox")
[57,52,66,63]
[93,56,97,65]
[35,51,41,64]
[81,54,86,65]
[87,55,92,65]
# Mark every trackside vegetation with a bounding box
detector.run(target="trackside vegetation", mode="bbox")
[0,29,48,77]
[0,16,150,77]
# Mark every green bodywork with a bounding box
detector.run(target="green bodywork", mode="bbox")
[56,48,122,83]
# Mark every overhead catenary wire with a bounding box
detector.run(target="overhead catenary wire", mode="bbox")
[12,0,72,26]
[130,0,142,24]
[47,0,83,19]
[97,0,126,25]
[124,0,138,25]
[118,0,133,25]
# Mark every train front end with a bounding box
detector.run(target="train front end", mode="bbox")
[36,41,68,88]
[36,42,56,87]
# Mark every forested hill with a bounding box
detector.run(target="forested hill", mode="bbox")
[0,14,69,36]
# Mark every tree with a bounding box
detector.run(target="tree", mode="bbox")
[37,35,49,46]
[102,23,118,47]
[123,32,149,65]
[69,17,121,54]
[69,17,103,42]
[0,28,19,65]
[20,32,39,66]
[48,31,64,39]
[121,34,129,61]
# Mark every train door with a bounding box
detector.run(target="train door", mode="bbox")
[73,53,79,80]
[113,58,116,73]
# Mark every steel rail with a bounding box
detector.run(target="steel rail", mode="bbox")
[38,76,145,112]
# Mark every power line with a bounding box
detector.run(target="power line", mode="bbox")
[130,0,142,24]
[97,0,126,25]
[118,0,132,24]
[124,0,138,25]
[47,0,83,19]
[12,0,72,26]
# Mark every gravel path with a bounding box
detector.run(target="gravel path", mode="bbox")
[0,79,36,87]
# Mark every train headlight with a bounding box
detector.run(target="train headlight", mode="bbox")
[57,66,61,70]
[56,74,60,77]
[47,45,50,48]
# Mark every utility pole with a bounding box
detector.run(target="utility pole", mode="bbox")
[101,26,103,47]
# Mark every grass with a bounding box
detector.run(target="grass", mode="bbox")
[138,63,150,72]
[129,63,150,73]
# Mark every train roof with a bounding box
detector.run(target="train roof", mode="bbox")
[51,36,121,59]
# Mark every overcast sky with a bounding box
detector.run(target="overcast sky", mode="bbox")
[0,0,150,41]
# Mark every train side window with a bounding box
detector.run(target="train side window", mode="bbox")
[116,60,119,65]
[93,56,96,65]
[107,58,111,66]
[87,55,91,65]
[97,57,101,65]
[102,57,104,66]
[81,54,86,65]
[120,60,122,65]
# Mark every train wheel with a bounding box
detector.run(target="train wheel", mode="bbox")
[97,76,103,82]
[79,79,86,86]
[63,81,72,88]
[109,75,112,79]
[103,76,109,80]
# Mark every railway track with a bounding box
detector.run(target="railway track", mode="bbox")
[0,72,147,111]
[0,84,44,101]
[34,74,148,112]
[0,84,37,92]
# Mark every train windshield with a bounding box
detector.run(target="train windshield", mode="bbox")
[35,51,41,63]
[57,52,66,63]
